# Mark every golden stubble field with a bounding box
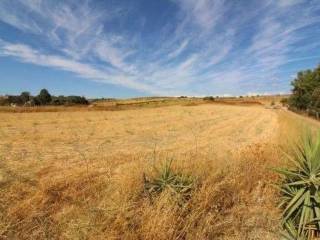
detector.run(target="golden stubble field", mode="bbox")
[0,104,277,177]
[0,103,315,239]
[0,104,278,159]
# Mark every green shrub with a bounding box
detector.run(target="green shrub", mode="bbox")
[275,132,320,239]
[20,92,30,104]
[143,159,194,203]
[51,95,88,105]
[203,96,215,101]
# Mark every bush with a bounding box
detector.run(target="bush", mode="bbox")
[203,96,215,101]
[20,92,30,104]
[51,96,65,105]
[51,96,88,105]
[65,96,88,105]
[0,97,8,106]
[275,132,320,239]
[30,97,41,106]
[7,95,23,105]
[280,98,288,106]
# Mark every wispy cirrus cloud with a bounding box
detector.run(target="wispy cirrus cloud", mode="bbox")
[0,0,320,96]
[0,41,159,93]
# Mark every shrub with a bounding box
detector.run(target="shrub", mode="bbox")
[30,97,40,106]
[0,97,8,106]
[65,96,88,105]
[7,95,23,105]
[275,132,320,239]
[143,159,194,203]
[281,98,288,106]
[20,92,30,104]
[203,96,215,101]
[51,95,88,105]
[38,89,52,105]
[51,96,65,105]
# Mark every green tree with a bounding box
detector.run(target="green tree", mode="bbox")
[20,91,30,104]
[289,65,320,110]
[310,87,320,109]
[38,89,52,105]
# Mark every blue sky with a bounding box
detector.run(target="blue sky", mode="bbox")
[0,0,320,98]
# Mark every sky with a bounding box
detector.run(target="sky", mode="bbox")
[0,0,320,98]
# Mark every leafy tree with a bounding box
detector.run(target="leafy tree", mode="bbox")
[289,64,320,110]
[37,89,52,105]
[310,87,320,109]
[20,91,30,104]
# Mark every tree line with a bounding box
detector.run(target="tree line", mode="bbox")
[0,89,88,106]
[288,64,320,114]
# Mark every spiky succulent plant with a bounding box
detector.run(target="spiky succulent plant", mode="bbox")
[143,159,194,202]
[276,132,320,239]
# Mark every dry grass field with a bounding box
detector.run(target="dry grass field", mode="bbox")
[0,102,318,239]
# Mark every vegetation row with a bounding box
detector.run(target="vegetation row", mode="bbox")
[0,89,88,106]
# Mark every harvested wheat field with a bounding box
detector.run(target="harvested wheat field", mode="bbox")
[0,104,277,166]
[0,104,318,239]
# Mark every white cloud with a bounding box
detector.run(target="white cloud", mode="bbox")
[0,1,42,33]
[277,0,304,7]
[167,39,189,59]
[0,41,160,94]
[174,0,226,31]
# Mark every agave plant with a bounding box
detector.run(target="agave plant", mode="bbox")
[276,132,320,239]
[143,159,194,202]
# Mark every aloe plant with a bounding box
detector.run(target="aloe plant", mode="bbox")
[276,132,320,239]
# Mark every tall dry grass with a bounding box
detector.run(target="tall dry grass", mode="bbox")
[1,106,317,239]
[0,144,282,239]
